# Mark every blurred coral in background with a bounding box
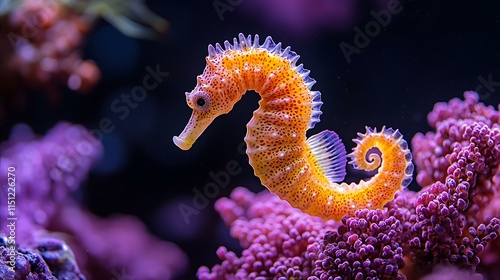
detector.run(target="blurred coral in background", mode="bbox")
[0,0,100,118]
[0,122,187,279]
[0,122,103,243]
[0,0,168,119]
[200,92,500,280]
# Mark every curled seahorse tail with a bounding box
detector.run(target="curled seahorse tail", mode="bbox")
[348,126,413,188]
[344,126,414,213]
[298,126,414,220]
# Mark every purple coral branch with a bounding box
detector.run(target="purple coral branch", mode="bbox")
[409,92,500,273]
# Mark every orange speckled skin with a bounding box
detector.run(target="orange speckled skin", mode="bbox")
[174,36,413,220]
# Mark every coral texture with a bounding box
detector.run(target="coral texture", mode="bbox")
[197,187,340,279]
[411,91,500,275]
[311,209,407,280]
[0,235,85,280]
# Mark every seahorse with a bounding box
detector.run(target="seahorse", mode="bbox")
[173,34,413,220]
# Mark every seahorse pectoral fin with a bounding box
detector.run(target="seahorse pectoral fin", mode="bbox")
[173,111,214,150]
[306,130,347,183]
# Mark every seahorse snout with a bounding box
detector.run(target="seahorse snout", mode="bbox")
[173,136,193,150]
[173,111,216,151]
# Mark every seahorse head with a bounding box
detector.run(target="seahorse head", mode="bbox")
[173,57,241,150]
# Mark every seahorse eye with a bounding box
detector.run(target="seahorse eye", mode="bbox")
[196,98,206,107]
[191,91,211,111]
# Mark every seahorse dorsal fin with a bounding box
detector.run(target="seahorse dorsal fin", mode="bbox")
[306,130,347,183]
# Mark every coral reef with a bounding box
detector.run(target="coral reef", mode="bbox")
[197,187,340,279]
[200,91,500,280]
[411,91,500,188]
[0,122,187,280]
[0,235,85,280]
[411,91,500,276]
[312,209,407,279]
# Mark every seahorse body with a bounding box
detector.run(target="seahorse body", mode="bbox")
[173,34,413,220]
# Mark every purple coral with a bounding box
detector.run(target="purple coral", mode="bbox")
[0,235,85,280]
[0,122,103,244]
[50,203,188,280]
[409,92,500,274]
[0,122,188,279]
[197,187,339,279]
[312,209,406,280]
[412,91,500,187]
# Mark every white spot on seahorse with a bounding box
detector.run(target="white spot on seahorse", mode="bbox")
[279,152,285,158]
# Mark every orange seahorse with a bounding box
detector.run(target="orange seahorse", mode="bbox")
[173,34,413,220]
